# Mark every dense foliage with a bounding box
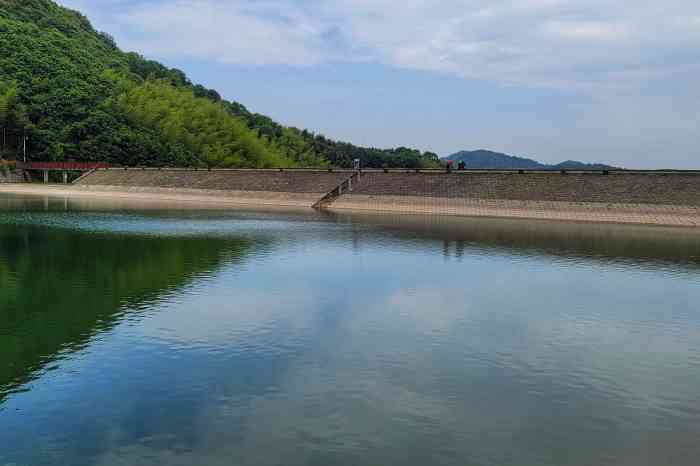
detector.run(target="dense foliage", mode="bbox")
[0,80,27,157]
[227,105,440,168]
[109,77,289,168]
[0,0,440,168]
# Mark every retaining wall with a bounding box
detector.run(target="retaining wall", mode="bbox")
[75,169,353,208]
[329,171,700,227]
[71,168,700,226]
[345,172,700,206]
[78,169,350,193]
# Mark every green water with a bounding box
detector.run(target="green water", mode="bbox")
[1,194,700,466]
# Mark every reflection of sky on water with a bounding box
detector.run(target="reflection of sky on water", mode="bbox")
[1,197,700,466]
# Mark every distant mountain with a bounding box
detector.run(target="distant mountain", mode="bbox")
[445,150,616,170]
[551,160,616,170]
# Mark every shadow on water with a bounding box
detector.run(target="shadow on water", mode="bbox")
[0,221,256,402]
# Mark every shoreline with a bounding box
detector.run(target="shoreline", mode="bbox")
[329,194,700,228]
[1,184,700,228]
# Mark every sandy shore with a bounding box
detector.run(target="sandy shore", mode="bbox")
[2,184,700,227]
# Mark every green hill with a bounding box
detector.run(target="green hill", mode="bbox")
[445,150,616,170]
[0,0,439,168]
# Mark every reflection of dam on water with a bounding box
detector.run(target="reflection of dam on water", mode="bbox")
[11,191,700,268]
[332,212,700,271]
[442,239,468,259]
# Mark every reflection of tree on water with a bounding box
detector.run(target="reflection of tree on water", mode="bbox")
[0,225,255,401]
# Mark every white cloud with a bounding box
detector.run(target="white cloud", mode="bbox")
[541,20,631,41]
[118,0,325,66]
[58,0,700,90]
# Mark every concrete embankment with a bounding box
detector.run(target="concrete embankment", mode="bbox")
[3,168,700,227]
[329,171,700,227]
[73,168,352,208]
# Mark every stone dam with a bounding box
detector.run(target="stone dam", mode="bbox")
[12,167,700,226]
[72,168,350,208]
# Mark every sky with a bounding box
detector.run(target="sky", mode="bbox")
[57,0,700,168]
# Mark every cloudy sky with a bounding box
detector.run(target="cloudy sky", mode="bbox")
[58,0,700,168]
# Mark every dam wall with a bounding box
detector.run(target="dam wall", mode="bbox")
[74,168,353,208]
[71,168,700,226]
[343,171,700,205]
[330,170,700,226]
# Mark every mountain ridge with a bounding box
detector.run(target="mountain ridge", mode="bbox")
[445,150,616,170]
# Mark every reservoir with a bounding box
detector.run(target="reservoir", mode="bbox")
[1,193,700,466]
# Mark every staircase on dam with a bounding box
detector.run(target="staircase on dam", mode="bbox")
[313,171,362,209]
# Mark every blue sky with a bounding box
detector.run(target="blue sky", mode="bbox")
[58,0,699,168]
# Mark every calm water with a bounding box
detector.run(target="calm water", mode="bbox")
[2,194,700,466]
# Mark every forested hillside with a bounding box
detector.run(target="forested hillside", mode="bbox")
[0,0,439,168]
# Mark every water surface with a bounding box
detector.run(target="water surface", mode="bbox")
[1,193,700,466]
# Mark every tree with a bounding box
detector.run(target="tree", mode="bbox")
[0,81,18,128]
[0,80,29,158]
[0,0,442,168]
[110,78,290,168]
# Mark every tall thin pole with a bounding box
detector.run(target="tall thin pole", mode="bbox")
[23,134,26,163]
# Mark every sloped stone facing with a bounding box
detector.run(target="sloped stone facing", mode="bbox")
[76,169,351,194]
[66,185,324,207]
[70,169,700,225]
[330,195,700,227]
[350,172,700,207]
